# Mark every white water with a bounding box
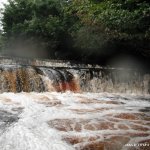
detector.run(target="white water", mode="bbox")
[0,92,150,150]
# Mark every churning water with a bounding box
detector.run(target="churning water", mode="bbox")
[0,92,150,150]
[0,65,149,94]
[0,58,150,150]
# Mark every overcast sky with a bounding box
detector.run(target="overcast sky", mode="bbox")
[0,0,7,29]
[0,0,7,8]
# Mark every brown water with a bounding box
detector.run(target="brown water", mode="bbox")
[0,65,149,94]
[0,58,150,150]
[0,92,149,150]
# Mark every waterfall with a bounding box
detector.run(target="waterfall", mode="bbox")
[0,58,150,150]
[0,65,149,94]
[0,66,79,93]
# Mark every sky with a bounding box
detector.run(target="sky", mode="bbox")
[0,0,7,29]
[0,0,7,8]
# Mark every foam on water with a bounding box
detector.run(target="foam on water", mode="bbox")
[0,92,150,150]
[0,65,149,94]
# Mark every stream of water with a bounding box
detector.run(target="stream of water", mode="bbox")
[0,65,149,94]
[0,92,150,150]
[0,59,149,150]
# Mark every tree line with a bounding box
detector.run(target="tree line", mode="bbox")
[0,0,150,64]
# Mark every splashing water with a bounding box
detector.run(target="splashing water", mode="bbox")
[0,59,149,149]
[0,65,149,94]
[0,92,150,150]
[0,66,79,93]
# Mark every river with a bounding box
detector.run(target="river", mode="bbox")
[0,92,150,150]
[0,59,149,150]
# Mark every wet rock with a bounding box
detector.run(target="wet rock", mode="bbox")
[0,108,22,133]
[115,113,139,120]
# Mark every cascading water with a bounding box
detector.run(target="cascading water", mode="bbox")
[70,68,150,94]
[0,65,149,94]
[0,58,150,150]
[0,66,79,93]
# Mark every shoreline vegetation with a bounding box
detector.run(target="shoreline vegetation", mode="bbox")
[0,0,149,66]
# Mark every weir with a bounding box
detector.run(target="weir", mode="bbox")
[0,58,150,150]
[0,57,149,94]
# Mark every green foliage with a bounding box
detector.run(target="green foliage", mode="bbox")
[1,0,65,57]
[70,0,150,40]
[66,0,150,60]
[0,0,150,60]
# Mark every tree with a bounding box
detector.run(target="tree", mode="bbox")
[1,0,65,58]
[57,0,149,63]
[1,0,150,63]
